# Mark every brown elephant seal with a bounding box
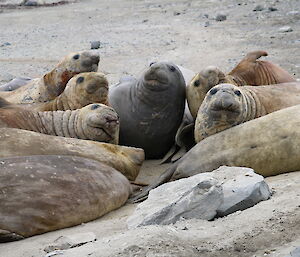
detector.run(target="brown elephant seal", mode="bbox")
[0,50,100,104]
[0,100,119,144]
[0,155,131,242]
[130,104,300,202]
[27,72,109,111]
[187,50,296,119]
[109,61,186,159]
[0,128,144,181]
[195,82,300,142]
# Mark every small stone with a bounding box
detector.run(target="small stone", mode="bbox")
[22,0,45,6]
[90,41,100,49]
[44,232,96,253]
[173,11,181,16]
[278,26,293,33]
[287,11,300,16]
[215,14,227,21]
[203,14,209,18]
[268,7,278,11]
[204,21,210,27]
[0,42,11,47]
[290,247,300,256]
[253,5,264,11]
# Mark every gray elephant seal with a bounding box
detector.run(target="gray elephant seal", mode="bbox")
[195,82,300,142]
[130,104,300,202]
[109,61,186,159]
[0,155,131,242]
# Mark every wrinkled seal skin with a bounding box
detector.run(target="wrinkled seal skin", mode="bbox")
[187,50,296,119]
[0,100,119,144]
[109,61,186,159]
[0,155,131,242]
[195,82,300,142]
[0,128,144,181]
[0,51,99,104]
[130,104,300,202]
[27,72,109,111]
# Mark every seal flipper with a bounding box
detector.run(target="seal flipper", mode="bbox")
[0,229,24,242]
[160,144,179,164]
[128,164,177,203]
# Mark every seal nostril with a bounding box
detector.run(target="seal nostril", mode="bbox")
[73,54,80,60]
[194,80,200,87]
[210,88,218,95]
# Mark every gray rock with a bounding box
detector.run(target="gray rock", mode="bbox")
[288,11,300,16]
[290,247,300,257]
[253,5,264,11]
[204,21,210,27]
[268,7,278,12]
[128,166,272,228]
[0,77,31,91]
[279,26,293,33]
[127,174,223,228]
[22,0,45,6]
[44,232,96,253]
[216,168,272,217]
[215,14,227,21]
[90,41,100,49]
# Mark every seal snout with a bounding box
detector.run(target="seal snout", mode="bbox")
[209,89,240,113]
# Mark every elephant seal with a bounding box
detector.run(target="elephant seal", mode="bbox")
[130,104,300,202]
[0,77,31,91]
[0,155,131,242]
[0,128,144,181]
[109,61,186,159]
[27,72,109,111]
[0,50,100,104]
[195,82,300,142]
[0,100,119,144]
[187,50,296,119]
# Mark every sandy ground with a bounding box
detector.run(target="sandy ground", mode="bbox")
[0,0,299,256]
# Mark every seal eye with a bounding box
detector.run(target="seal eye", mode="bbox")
[194,80,200,87]
[210,88,218,95]
[234,90,241,96]
[73,54,80,60]
[169,66,176,72]
[149,62,156,67]
[91,104,100,110]
[76,77,84,84]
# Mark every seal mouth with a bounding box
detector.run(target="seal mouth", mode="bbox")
[88,124,115,141]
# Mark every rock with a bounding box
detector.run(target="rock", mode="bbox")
[204,21,210,27]
[128,166,272,228]
[127,174,223,228]
[253,5,264,11]
[216,167,272,217]
[44,232,96,253]
[203,14,209,18]
[268,7,278,12]
[90,41,100,49]
[0,42,11,47]
[279,26,293,33]
[215,14,227,21]
[287,11,300,16]
[22,0,45,6]
[285,247,300,257]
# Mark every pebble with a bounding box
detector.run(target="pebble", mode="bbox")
[278,26,293,33]
[0,42,11,47]
[268,7,278,12]
[215,14,227,22]
[204,21,210,27]
[22,0,45,6]
[253,5,264,11]
[90,41,100,49]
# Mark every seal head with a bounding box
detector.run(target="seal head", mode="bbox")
[195,83,245,142]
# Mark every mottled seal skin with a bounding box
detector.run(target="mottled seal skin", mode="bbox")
[0,128,144,181]
[28,72,109,111]
[109,61,186,159]
[130,104,300,202]
[187,50,296,119]
[0,101,119,144]
[0,77,31,91]
[195,82,300,142]
[0,50,100,104]
[0,155,131,242]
